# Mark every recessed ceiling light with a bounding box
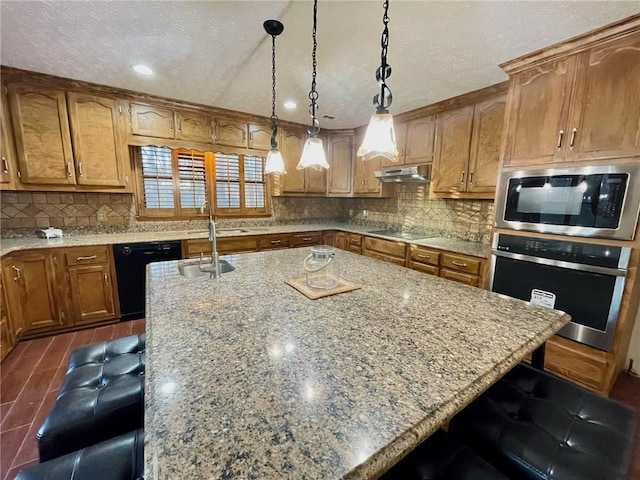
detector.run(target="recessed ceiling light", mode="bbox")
[132,64,153,75]
[283,101,297,109]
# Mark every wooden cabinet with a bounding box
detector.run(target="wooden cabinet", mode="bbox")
[1,251,66,337]
[501,30,640,166]
[432,94,505,198]
[292,232,323,247]
[0,272,15,361]
[408,245,440,276]
[362,236,407,266]
[248,123,272,150]
[215,117,247,148]
[352,126,396,198]
[347,234,363,254]
[382,116,436,167]
[61,246,118,326]
[130,103,214,144]
[275,128,326,195]
[324,231,347,250]
[67,93,127,187]
[258,234,291,250]
[327,133,353,195]
[439,252,483,287]
[1,95,16,189]
[217,236,259,255]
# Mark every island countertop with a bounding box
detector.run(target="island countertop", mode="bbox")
[144,248,569,479]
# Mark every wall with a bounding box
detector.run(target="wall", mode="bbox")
[1,187,493,242]
[626,308,640,376]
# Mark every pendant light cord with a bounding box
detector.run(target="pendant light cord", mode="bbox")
[308,0,320,136]
[270,32,278,149]
[374,0,393,113]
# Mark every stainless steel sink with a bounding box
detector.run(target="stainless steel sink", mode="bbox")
[217,229,248,235]
[177,260,235,278]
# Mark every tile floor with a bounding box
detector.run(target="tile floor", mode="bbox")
[0,320,145,480]
[0,321,638,480]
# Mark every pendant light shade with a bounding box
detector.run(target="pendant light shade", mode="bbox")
[296,0,329,171]
[358,0,399,162]
[263,19,286,174]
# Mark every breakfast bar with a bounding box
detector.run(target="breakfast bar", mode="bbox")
[144,247,570,479]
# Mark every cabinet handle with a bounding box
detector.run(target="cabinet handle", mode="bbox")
[169,118,173,131]
[11,265,20,281]
[66,162,73,177]
[76,255,97,261]
[270,240,281,244]
[177,119,182,132]
[104,273,108,286]
[78,162,84,177]
[469,171,474,184]
[452,261,468,268]
[417,254,430,259]
[405,147,410,159]
[557,129,564,149]
[569,128,577,149]
[460,171,466,185]
[1,156,8,174]
[242,130,246,142]
[303,237,312,241]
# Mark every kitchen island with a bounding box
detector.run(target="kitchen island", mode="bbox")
[144,248,570,479]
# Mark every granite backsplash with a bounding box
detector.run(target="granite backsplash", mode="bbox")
[1,186,493,243]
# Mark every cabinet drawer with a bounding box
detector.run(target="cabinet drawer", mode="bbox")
[292,232,323,247]
[183,239,213,258]
[544,336,607,391]
[363,250,406,267]
[348,234,362,247]
[217,236,259,254]
[64,246,109,266]
[440,253,481,275]
[348,245,362,255]
[409,262,439,276]
[409,245,440,266]
[440,269,479,287]
[259,234,292,250]
[363,237,406,260]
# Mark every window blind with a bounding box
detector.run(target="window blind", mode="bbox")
[244,155,265,208]
[215,153,241,209]
[177,150,207,209]
[141,146,174,208]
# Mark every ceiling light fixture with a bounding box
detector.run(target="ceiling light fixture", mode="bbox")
[283,101,297,109]
[263,19,286,175]
[357,0,399,162]
[297,0,329,171]
[132,64,153,75]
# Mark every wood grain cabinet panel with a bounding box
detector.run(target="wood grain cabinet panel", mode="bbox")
[279,129,306,194]
[67,264,116,325]
[363,237,407,266]
[248,123,271,150]
[439,269,479,287]
[0,272,15,361]
[215,118,248,148]
[1,93,16,188]
[292,232,324,247]
[130,103,174,138]
[176,111,214,143]
[8,84,76,185]
[382,116,436,167]
[258,234,291,250]
[327,133,353,195]
[216,236,259,254]
[67,93,127,187]
[409,245,440,267]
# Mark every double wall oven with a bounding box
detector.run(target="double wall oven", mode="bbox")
[490,163,640,352]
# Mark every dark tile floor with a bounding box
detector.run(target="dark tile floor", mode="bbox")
[0,322,638,480]
[0,320,145,480]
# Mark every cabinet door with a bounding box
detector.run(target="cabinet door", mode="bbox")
[1,107,15,186]
[216,118,248,148]
[4,252,65,334]
[467,94,506,194]
[382,121,406,167]
[67,93,127,187]
[334,232,347,250]
[353,156,382,194]
[248,123,272,150]
[0,271,16,361]
[405,116,436,165]
[176,111,214,143]
[8,85,76,184]
[566,35,640,162]
[305,166,326,194]
[432,104,474,194]
[502,57,577,166]
[280,130,306,193]
[130,103,175,138]
[328,134,353,195]
[68,264,116,325]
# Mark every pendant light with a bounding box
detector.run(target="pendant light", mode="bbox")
[357,0,399,162]
[296,0,329,170]
[263,19,286,175]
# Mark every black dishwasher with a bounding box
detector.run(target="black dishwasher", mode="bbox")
[113,241,182,320]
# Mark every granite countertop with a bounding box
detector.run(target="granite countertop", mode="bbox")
[144,248,569,480]
[0,223,489,258]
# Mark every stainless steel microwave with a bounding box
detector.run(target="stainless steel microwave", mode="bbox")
[494,163,640,240]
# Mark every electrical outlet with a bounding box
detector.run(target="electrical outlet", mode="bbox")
[97,211,107,222]
[363,209,368,218]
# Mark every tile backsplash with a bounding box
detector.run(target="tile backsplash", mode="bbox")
[1,187,493,243]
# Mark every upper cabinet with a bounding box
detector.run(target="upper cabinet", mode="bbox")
[214,118,271,150]
[382,115,436,167]
[273,127,326,195]
[432,92,506,198]
[327,133,353,196]
[130,103,215,144]
[176,111,215,143]
[1,92,16,189]
[7,83,130,189]
[501,26,640,167]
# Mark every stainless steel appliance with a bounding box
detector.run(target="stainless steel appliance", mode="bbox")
[494,163,640,240]
[374,164,430,183]
[489,233,630,351]
[366,229,431,240]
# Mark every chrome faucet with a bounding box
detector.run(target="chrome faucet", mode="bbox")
[199,200,220,276]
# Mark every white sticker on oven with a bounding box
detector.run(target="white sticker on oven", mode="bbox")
[530,289,556,309]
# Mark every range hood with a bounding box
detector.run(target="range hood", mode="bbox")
[374,164,431,183]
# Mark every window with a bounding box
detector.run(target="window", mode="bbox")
[135,146,269,219]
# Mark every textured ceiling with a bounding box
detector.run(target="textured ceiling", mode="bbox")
[1,1,638,128]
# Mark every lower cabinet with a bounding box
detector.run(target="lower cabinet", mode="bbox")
[347,234,362,254]
[439,252,483,287]
[408,245,440,276]
[323,231,347,250]
[362,237,407,266]
[0,273,15,361]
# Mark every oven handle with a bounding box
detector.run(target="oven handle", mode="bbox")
[491,250,627,277]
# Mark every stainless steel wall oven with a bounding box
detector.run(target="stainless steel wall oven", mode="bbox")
[489,233,630,352]
[494,163,640,240]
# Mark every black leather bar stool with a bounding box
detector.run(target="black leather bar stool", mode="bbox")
[37,334,146,461]
[449,363,638,480]
[380,429,509,480]
[16,429,144,480]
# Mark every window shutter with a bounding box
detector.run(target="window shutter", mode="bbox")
[244,155,265,208]
[140,146,174,209]
[176,150,207,209]
[215,153,241,209]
